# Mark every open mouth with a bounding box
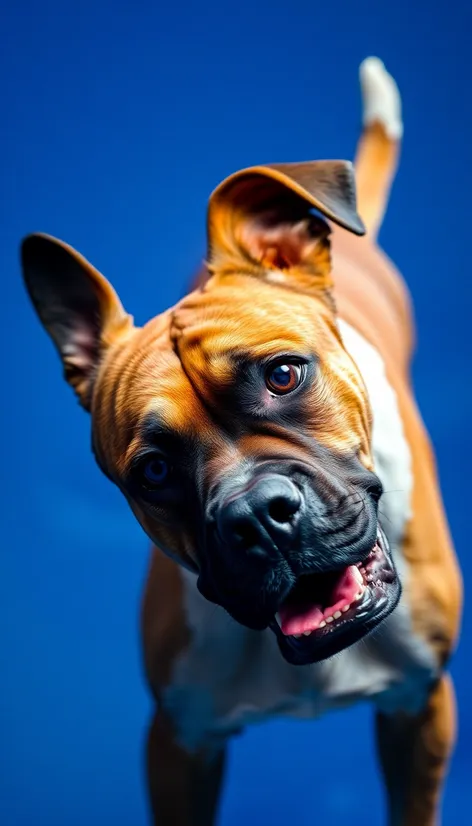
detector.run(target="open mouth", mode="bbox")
[271,527,400,665]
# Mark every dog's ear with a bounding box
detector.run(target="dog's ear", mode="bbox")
[21,233,134,410]
[207,161,365,289]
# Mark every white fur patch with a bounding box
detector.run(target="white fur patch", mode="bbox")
[337,320,412,554]
[359,56,403,141]
[162,323,437,751]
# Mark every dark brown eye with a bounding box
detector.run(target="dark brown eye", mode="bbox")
[266,362,304,394]
[142,455,170,488]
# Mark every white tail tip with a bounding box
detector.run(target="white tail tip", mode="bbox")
[359,57,403,141]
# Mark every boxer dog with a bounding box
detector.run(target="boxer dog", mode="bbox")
[21,58,462,825]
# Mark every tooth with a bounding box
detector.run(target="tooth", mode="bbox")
[303,630,312,636]
[352,566,364,586]
[355,590,364,600]
[319,620,326,628]
[275,612,282,626]
[293,634,302,639]
[333,611,342,619]
[342,604,350,612]
[326,615,334,623]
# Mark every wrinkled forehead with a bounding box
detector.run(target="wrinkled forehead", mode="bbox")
[93,315,289,483]
[92,280,353,477]
[170,277,339,393]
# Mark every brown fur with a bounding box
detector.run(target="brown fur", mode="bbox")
[20,68,462,826]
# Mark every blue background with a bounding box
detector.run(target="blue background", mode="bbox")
[1,1,471,823]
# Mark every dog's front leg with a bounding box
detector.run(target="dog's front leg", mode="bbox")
[375,673,456,826]
[146,707,227,826]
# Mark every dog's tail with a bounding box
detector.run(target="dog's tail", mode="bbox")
[354,57,403,240]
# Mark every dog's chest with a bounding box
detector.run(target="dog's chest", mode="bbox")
[161,322,438,752]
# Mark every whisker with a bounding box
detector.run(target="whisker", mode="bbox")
[378,508,393,525]
[321,490,365,518]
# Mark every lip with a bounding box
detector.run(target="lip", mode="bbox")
[270,527,401,666]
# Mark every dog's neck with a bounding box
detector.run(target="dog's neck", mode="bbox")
[337,319,413,557]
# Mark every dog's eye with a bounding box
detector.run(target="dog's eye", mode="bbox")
[265,362,304,395]
[141,455,171,488]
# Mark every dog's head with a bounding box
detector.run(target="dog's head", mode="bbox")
[21,161,401,665]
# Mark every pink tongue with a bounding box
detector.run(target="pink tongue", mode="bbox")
[278,565,361,636]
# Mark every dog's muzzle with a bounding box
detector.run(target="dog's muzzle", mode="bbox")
[199,469,402,666]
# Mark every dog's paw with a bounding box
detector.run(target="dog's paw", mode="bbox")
[359,57,403,141]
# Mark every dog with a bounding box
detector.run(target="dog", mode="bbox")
[21,57,462,825]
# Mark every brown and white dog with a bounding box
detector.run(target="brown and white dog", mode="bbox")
[21,58,462,825]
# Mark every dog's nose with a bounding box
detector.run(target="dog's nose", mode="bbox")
[217,474,302,558]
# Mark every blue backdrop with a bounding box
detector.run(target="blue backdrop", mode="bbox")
[1,1,471,824]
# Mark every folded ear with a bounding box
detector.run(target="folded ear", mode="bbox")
[207,161,365,287]
[21,233,134,410]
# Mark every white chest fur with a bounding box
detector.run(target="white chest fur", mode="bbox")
[162,321,438,752]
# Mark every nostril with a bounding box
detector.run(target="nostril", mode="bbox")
[268,496,299,524]
[233,520,259,550]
